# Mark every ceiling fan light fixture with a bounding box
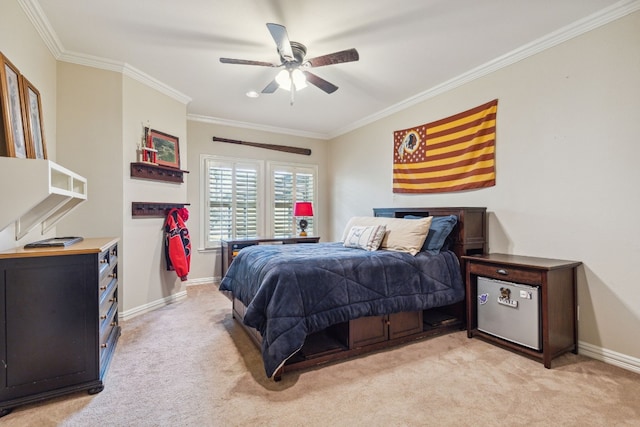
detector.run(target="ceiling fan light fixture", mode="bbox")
[276,69,307,91]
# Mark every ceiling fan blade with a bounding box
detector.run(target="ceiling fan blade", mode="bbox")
[302,71,338,94]
[261,79,279,94]
[220,58,276,67]
[306,48,359,67]
[266,23,294,62]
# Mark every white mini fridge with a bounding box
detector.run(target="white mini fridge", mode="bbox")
[477,277,541,350]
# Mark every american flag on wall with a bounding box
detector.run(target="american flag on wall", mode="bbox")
[393,99,498,193]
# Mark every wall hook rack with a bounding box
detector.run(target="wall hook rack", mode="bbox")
[131,202,191,218]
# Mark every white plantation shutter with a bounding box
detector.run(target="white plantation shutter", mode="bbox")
[270,164,317,236]
[202,156,317,248]
[295,171,315,234]
[204,158,262,247]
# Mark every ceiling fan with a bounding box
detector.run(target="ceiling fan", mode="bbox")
[220,23,359,104]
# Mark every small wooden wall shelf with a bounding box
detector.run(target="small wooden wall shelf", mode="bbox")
[132,202,191,218]
[130,162,189,183]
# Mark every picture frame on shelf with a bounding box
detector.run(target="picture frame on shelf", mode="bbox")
[149,128,180,169]
[0,53,31,159]
[21,75,47,160]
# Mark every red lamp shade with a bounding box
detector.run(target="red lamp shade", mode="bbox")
[294,202,314,217]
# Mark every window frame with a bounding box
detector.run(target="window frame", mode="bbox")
[266,161,319,237]
[200,155,319,249]
[200,155,264,249]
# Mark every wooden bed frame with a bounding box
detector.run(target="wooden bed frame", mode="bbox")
[230,207,487,380]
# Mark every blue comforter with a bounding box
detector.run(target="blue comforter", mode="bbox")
[219,242,464,377]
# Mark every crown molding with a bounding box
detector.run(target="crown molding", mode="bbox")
[19,0,191,105]
[17,0,63,58]
[187,114,328,140]
[20,0,640,139]
[328,0,640,139]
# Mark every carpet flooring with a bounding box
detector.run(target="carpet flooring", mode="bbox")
[3,285,639,426]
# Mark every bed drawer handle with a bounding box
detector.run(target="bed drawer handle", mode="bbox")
[496,269,508,275]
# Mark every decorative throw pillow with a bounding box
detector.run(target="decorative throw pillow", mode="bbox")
[343,225,387,251]
[405,214,458,253]
[341,216,432,256]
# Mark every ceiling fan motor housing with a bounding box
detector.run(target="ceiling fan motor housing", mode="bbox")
[288,41,307,64]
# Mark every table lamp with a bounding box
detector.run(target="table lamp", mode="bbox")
[293,202,313,236]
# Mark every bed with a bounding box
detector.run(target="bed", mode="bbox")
[220,207,487,380]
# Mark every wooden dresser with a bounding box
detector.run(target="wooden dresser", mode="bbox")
[0,237,121,417]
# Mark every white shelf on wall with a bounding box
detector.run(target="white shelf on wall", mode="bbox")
[0,158,87,240]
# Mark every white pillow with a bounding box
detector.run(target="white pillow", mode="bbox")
[341,216,432,256]
[343,225,387,251]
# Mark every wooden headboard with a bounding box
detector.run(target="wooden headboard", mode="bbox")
[372,207,487,259]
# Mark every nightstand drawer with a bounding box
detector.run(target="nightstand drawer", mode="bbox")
[467,262,542,285]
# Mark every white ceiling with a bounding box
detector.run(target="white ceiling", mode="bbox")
[31,0,629,138]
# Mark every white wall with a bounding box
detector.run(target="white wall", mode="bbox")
[328,11,640,363]
[186,119,328,281]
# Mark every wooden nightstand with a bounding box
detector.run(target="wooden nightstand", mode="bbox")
[221,236,320,277]
[462,253,581,368]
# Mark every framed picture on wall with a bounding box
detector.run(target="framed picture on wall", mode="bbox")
[0,53,31,158]
[149,129,180,169]
[21,75,47,160]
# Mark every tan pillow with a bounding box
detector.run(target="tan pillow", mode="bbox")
[341,216,432,256]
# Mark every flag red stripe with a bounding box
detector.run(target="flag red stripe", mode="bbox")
[393,166,496,184]
[394,152,495,174]
[393,179,496,194]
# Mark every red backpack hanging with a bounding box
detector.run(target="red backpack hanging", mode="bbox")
[164,207,191,281]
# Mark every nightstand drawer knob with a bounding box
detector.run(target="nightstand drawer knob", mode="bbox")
[497,269,508,275]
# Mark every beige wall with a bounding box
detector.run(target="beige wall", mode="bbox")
[55,65,189,316]
[186,120,328,281]
[2,0,638,368]
[328,11,640,362]
[121,75,188,313]
[0,0,57,249]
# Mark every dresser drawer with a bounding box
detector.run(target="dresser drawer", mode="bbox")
[468,262,543,285]
[99,289,118,324]
[99,265,117,296]
[100,314,119,364]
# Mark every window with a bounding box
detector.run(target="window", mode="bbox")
[269,163,317,237]
[202,156,317,249]
[202,156,263,248]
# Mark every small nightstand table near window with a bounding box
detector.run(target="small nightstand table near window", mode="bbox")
[462,253,582,368]
[221,236,320,278]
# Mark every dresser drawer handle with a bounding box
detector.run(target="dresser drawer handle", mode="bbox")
[108,273,117,278]
[109,297,117,303]
[496,269,508,275]
[101,343,108,348]
[100,259,108,264]
[100,286,107,291]
[100,315,107,320]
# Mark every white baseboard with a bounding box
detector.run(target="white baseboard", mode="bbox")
[120,290,188,321]
[119,277,219,321]
[579,341,640,375]
[184,276,216,286]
